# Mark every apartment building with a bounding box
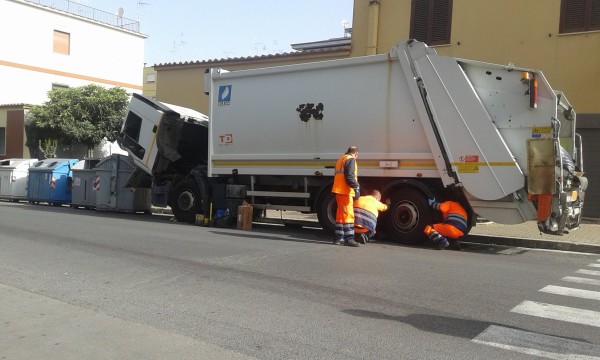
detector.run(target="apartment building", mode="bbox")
[0,0,146,159]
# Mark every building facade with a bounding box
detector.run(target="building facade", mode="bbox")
[0,0,146,159]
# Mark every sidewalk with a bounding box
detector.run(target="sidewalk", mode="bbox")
[154,207,600,254]
[468,218,600,254]
[0,283,256,360]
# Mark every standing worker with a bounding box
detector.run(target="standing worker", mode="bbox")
[332,146,361,247]
[354,190,389,244]
[424,198,468,250]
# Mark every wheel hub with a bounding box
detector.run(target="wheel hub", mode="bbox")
[392,201,419,232]
[177,190,195,212]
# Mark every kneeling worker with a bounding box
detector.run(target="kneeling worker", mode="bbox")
[354,190,389,244]
[424,198,468,250]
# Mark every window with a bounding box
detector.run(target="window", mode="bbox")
[52,83,69,91]
[560,0,600,33]
[0,127,5,155]
[119,112,146,159]
[123,112,142,142]
[410,0,453,46]
[53,30,70,55]
[146,73,156,83]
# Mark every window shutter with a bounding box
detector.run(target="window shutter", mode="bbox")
[410,0,431,43]
[410,0,452,45]
[591,0,600,29]
[430,0,452,45]
[561,0,586,33]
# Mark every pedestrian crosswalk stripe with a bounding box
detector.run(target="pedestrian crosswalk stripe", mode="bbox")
[562,276,600,286]
[472,325,600,359]
[511,301,600,327]
[540,285,600,301]
[576,269,600,276]
[589,264,600,268]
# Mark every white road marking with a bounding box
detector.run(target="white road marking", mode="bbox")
[539,285,600,301]
[588,263,600,268]
[510,301,600,327]
[472,325,600,359]
[576,269,600,276]
[562,276,600,286]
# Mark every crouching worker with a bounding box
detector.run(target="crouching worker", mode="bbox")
[354,190,389,244]
[424,199,468,250]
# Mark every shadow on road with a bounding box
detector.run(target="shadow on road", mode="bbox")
[342,309,590,344]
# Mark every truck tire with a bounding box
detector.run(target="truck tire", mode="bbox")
[383,188,432,244]
[316,191,337,235]
[171,179,202,223]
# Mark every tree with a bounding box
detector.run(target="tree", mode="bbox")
[28,84,129,158]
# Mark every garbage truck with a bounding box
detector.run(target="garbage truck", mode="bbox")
[117,40,587,243]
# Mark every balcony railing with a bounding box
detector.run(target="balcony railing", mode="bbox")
[25,0,140,33]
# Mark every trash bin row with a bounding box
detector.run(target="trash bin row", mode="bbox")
[0,154,151,213]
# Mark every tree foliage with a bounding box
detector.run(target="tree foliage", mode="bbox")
[28,84,129,156]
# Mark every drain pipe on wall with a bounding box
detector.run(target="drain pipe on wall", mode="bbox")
[367,0,380,55]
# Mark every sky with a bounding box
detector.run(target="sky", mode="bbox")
[87,0,354,65]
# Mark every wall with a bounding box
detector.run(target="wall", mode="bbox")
[0,1,145,105]
[0,0,146,158]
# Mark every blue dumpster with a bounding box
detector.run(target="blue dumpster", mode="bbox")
[27,158,80,205]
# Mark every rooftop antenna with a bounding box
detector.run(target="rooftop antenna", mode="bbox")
[341,19,350,37]
[137,0,149,23]
[171,33,187,61]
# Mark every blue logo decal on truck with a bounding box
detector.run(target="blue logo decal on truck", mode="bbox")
[218,85,232,106]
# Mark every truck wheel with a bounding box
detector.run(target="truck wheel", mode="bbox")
[384,188,432,244]
[171,179,202,223]
[316,191,336,235]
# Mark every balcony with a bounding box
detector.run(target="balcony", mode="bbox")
[26,0,140,33]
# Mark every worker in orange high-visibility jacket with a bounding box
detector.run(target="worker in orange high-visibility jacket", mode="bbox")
[332,146,360,247]
[424,199,468,250]
[354,190,389,244]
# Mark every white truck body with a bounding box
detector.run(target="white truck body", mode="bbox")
[119,40,586,241]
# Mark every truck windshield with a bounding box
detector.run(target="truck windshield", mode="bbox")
[123,112,142,142]
[118,111,146,159]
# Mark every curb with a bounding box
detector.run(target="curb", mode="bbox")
[467,234,600,254]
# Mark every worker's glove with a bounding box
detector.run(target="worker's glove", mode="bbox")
[428,197,436,206]
[354,186,360,200]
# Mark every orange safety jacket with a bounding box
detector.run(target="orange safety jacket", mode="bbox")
[332,154,358,196]
[354,195,388,232]
[432,201,468,233]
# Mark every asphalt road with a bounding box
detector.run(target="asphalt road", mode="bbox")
[1,201,599,359]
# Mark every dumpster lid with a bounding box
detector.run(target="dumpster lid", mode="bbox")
[30,158,79,170]
[0,158,38,169]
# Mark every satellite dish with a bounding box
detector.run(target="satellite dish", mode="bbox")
[117,7,124,17]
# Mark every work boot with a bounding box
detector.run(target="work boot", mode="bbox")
[450,240,462,251]
[436,238,450,250]
[344,239,361,247]
[355,233,367,244]
[333,238,343,245]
